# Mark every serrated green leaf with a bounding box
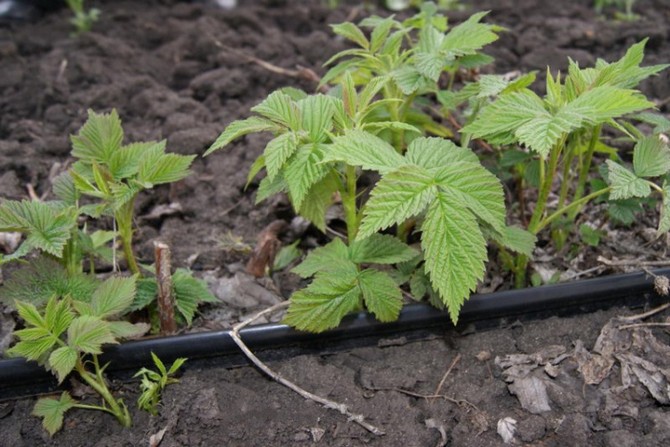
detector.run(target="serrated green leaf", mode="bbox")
[15,300,47,329]
[441,11,499,59]
[246,155,266,188]
[108,321,150,340]
[434,162,506,234]
[45,295,75,338]
[283,268,360,332]
[358,165,437,239]
[108,142,154,180]
[299,94,334,143]
[658,181,670,234]
[328,130,404,174]
[350,234,418,264]
[331,22,369,49]
[273,240,302,271]
[633,136,670,178]
[462,89,545,144]
[137,144,195,187]
[52,172,79,205]
[391,66,431,95]
[284,144,330,210]
[298,172,339,232]
[256,173,287,204]
[33,392,76,436]
[205,117,279,156]
[68,316,117,354]
[370,17,395,53]
[130,277,158,312]
[594,39,668,89]
[70,109,123,164]
[608,199,642,225]
[292,238,351,278]
[500,226,536,257]
[414,50,445,82]
[567,85,654,124]
[48,346,78,383]
[607,160,651,200]
[405,137,479,168]
[477,74,511,98]
[514,107,582,156]
[357,269,402,322]
[252,90,300,130]
[90,276,136,318]
[264,132,298,180]
[6,332,57,361]
[579,223,603,247]
[0,200,76,257]
[173,268,217,326]
[421,192,487,324]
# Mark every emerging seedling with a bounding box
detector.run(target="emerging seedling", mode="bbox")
[135,352,186,416]
[65,0,100,34]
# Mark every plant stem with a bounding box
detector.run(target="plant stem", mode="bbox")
[115,197,140,275]
[75,357,131,427]
[341,165,359,243]
[569,124,602,220]
[538,187,612,233]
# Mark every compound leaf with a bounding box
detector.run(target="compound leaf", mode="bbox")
[70,109,123,165]
[299,94,334,142]
[264,132,298,180]
[284,267,360,332]
[252,90,300,130]
[292,238,351,278]
[284,144,329,210]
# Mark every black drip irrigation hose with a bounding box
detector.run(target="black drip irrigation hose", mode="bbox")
[1,268,668,399]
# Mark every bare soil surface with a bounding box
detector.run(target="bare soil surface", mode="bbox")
[1,0,669,445]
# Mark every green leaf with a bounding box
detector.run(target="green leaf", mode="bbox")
[579,224,603,247]
[251,90,300,130]
[70,109,123,164]
[357,269,402,322]
[299,95,334,143]
[608,199,642,225]
[173,268,217,326]
[567,85,654,124]
[15,300,47,329]
[350,234,418,264]
[607,160,651,200]
[273,240,302,271]
[0,200,77,257]
[358,165,437,239]
[514,107,583,157]
[137,143,195,187]
[292,238,351,278]
[45,295,75,338]
[421,192,487,324]
[462,89,546,144]
[284,144,330,210]
[33,392,76,436]
[52,172,79,205]
[405,137,480,168]
[68,316,117,354]
[370,16,395,53]
[108,321,150,340]
[48,346,78,383]
[331,22,369,49]
[500,226,536,257]
[264,132,299,180]
[440,11,499,60]
[328,130,405,174]
[90,276,136,318]
[283,267,360,332]
[256,173,287,204]
[108,141,154,180]
[297,172,340,232]
[204,117,279,156]
[658,181,670,234]
[633,136,670,178]
[392,66,431,95]
[434,162,506,234]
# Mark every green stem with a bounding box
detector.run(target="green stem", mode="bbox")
[75,357,131,427]
[383,85,404,154]
[115,196,140,275]
[341,166,359,243]
[557,140,576,211]
[538,187,612,232]
[569,124,602,220]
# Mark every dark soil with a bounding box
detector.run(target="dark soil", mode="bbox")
[1,0,669,445]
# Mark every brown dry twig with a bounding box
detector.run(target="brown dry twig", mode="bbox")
[208,35,326,92]
[229,301,385,436]
[246,220,287,278]
[433,353,461,397]
[154,241,177,335]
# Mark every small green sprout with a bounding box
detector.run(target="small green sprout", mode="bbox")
[65,0,100,34]
[135,352,187,416]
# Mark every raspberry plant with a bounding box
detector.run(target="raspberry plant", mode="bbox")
[206,38,532,329]
[462,40,669,285]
